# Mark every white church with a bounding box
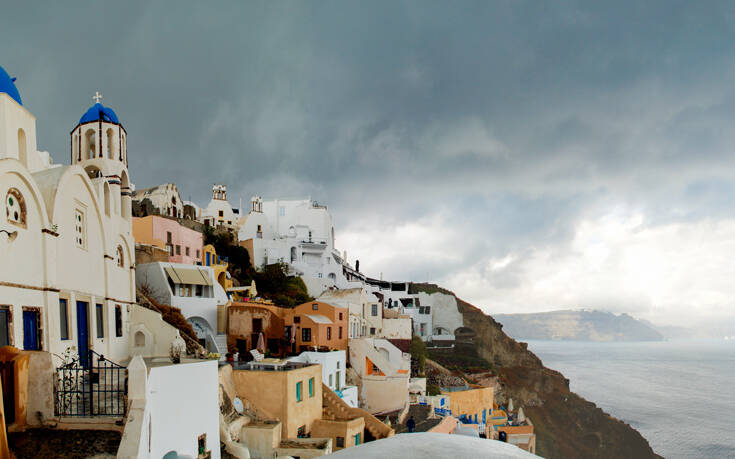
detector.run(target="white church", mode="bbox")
[0,69,135,363]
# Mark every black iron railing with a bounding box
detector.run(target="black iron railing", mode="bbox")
[55,350,127,417]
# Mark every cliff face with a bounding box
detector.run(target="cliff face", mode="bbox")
[412,284,660,459]
[494,310,664,342]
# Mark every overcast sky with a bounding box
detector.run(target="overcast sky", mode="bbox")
[4,1,735,330]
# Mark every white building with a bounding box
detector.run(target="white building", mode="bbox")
[1,70,135,363]
[287,350,359,407]
[200,184,241,230]
[239,196,360,296]
[132,183,184,218]
[135,261,228,355]
[348,337,411,414]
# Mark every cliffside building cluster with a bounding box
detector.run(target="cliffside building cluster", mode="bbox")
[0,66,536,458]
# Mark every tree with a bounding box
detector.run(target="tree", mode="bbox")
[410,336,427,376]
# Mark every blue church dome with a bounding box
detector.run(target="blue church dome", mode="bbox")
[79,102,120,124]
[0,65,22,105]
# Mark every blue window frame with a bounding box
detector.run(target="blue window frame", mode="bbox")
[296,381,303,401]
[309,377,314,397]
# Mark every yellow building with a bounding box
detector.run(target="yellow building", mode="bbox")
[202,244,232,291]
[441,385,494,425]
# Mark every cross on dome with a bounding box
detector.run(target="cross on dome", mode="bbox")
[93,91,103,103]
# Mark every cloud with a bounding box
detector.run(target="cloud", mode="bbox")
[4,1,735,329]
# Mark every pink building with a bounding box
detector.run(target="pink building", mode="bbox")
[133,215,203,265]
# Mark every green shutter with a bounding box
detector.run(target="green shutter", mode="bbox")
[296,381,302,401]
[309,378,314,397]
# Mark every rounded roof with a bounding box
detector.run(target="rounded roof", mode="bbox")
[0,65,22,105]
[79,102,120,124]
[326,432,539,458]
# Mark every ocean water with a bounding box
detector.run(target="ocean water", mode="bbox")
[525,340,735,459]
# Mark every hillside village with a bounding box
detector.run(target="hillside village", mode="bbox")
[0,65,541,458]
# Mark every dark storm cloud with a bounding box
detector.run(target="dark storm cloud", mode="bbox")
[5,1,735,326]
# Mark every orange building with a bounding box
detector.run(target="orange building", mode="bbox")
[291,301,348,352]
[228,301,288,356]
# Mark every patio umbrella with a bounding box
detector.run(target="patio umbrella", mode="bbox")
[290,325,296,343]
[257,332,265,353]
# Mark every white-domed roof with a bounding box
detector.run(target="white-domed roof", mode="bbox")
[325,432,539,458]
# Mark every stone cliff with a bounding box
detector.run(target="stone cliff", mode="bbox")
[412,283,661,459]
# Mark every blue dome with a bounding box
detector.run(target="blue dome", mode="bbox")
[0,65,22,105]
[79,102,120,124]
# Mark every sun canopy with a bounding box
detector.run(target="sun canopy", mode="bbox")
[164,266,212,286]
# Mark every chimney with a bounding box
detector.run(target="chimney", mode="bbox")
[355,260,360,272]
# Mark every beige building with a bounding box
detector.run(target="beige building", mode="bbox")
[232,361,323,439]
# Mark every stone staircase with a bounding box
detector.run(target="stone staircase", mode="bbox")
[321,383,394,440]
[214,334,228,356]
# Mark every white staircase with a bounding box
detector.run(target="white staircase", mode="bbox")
[214,334,228,357]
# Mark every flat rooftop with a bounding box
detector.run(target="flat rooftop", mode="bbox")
[233,360,315,372]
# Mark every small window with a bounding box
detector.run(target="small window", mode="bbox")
[5,188,27,228]
[196,249,200,258]
[301,328,311,342]
[370,327,376,335]
[294,316,300,324]
[176,245,181,255]
[197,433,210,458]
[336,361,340,369]
[371,304,378,316]
[218,210,224,217]
[338,327,343,339]
[134,330,145,347]
[195,285,203,297]
[329,374,333,387]
[296,381,303,401]
[59,299,69,340]
[279,206,285,216]
[115,305,123,337]
[252,318,263,333]
[0,306,11,347]
[96,304,104,338]
[74,208,86,248]
[297,426,306,438]
[312,303,318,311]
[338,312,343,320]
[336,437,344,448]
[185,247,190,256]
[327,327,331,340]
[309,377,314,397]
[116,245,125,267]
[166,232,172,244]
[318,273,323,278]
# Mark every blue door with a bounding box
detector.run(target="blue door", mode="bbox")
[77,301,89,367]
[22,310,39,350]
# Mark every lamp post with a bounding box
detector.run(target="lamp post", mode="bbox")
[0,229,18,242]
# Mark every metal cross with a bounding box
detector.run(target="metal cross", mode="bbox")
[93,91,103,103]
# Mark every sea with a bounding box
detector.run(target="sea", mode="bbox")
[525,339,735,459]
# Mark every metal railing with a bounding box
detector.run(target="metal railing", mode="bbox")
[55,350,127,417]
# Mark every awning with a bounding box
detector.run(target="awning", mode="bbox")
[164,266,212,286]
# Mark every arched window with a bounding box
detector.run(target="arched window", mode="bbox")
[5,188,26,228]
[106,128,116,159]
[85,129,96,159]
[17,129,27,167]
[134,331,145,347]
[120,170,131,220]
[290,247,297,263]
[73,133,80,162]
[103,182,111,216]
[116,245,125,267]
